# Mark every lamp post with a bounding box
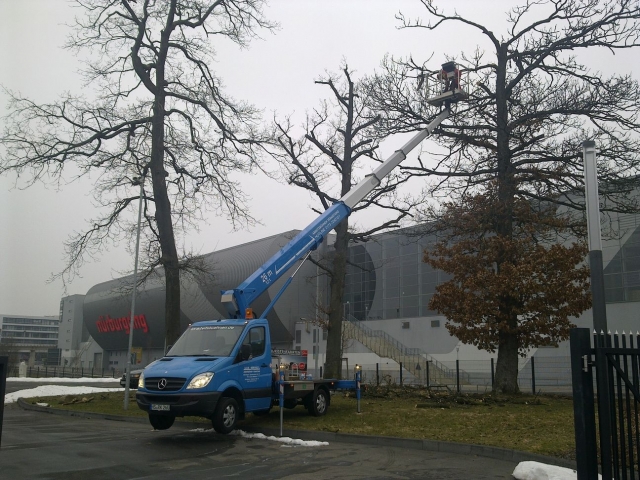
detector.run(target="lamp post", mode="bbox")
[582,141,608,333]
[124,176,144,410]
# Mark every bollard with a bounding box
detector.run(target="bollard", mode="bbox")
[355,364,361,414]
[278,363,285,437]
[376,363,379,387]
[399,362,403,386]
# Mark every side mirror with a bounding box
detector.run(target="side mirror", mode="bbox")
[239,344,251,362]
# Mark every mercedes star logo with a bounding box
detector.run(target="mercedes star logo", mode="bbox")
[158,378,168,390]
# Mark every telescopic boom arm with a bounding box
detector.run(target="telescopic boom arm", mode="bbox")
[221,108,451,319]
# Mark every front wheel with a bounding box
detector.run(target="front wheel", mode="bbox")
[307,388,329,417]
[212,397,239,434]
[149,414,175,430]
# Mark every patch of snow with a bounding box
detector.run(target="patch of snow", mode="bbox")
[8,377,121,383]
[4,385,123,404]
[513,461,601,480]
[190,427,329,447]
[35,402,50,407]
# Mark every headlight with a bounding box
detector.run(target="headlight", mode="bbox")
[138,372,145,389]
[187,372,214,389]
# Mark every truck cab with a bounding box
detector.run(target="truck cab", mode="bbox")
[136,318,273,433]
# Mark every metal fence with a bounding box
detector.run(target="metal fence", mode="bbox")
[343,355,574,394]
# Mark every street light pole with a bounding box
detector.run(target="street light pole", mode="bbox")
[124,176,144,410]
[582,141,608,334]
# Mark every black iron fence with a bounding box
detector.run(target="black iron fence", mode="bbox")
[345,355,573,393]
[571,328,640,480]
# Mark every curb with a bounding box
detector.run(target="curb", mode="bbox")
[17,398,576,469]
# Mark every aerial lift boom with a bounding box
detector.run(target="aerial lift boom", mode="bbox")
[221,62,466,320]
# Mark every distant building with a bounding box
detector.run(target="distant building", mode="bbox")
[0,313,60,365]
[58,294,104,370]
[78,207,640,384]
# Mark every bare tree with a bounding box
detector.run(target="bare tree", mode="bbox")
[274,64,423,379]
[364,0,640,393]
[0,0,276,346]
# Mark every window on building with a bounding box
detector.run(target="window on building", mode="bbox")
[295,330,301,344]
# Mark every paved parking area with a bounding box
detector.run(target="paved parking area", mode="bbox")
[1,404,519,479]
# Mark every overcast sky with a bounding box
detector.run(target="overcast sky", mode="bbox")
[0,0,635,317]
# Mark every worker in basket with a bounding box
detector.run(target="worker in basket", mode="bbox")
[440,61,461,93]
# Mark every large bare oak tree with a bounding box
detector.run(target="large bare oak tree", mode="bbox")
[0,0,275,346]
[274,65,422,378]
[365,0,640,393]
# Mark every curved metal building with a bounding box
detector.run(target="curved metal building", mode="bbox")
[83,231,322,357]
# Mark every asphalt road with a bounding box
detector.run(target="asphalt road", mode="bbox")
[1,403,519,480]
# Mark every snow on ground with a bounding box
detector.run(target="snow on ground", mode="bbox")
[190,427,329,447]
[5,383,582,480]
[4,384,123,404]
[7,376,120,383]
[512,461,599,480]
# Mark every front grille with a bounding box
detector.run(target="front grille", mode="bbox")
[145,377,186,391]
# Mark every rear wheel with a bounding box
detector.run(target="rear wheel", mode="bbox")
[307,387,329,417]
[213,397,239,434]
[149,414,175,430]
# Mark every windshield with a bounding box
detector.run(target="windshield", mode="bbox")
[166,325,244,357]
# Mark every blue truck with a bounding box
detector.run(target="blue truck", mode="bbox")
[135,73,464,433]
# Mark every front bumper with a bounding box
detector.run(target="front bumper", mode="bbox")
[136,391,222,418]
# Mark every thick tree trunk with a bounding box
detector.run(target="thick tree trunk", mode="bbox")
[152,2,182,348]
[492,43,520,393]
[324,219,349,379]
[493,316,520,394]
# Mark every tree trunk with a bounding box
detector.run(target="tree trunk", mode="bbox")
[493,317,520,394]
[492,42,519,393]
[324,219,349,379]
[152,2,182,348]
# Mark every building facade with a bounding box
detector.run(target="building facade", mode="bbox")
[0,314,60,365]
[79,209,640,381]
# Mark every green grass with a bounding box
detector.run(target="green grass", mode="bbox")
[26,387,576,459]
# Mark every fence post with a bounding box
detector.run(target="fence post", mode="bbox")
[490,358,494,389]
[376,363,379,387]
[36,366,40,378]
[570,328,598,479]
[595,331,613,479]
[399,362,403,387]
[426,361,430,388]
[456,360,460,393]
[531,356,536,394]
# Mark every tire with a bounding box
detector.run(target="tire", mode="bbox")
[307,387,329,417]
[149,414,175,430]
[212,397,239,434]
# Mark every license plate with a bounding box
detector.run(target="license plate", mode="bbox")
[151,404,170,411]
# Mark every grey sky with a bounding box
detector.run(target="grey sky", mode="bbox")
[0,0,634,316]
